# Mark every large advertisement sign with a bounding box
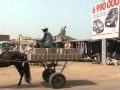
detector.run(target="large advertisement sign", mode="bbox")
[92,0,120,39]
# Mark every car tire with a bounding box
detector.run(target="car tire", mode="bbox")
[96,29,100,34]
[113,20,117,27]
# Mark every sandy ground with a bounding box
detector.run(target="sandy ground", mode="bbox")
[0,62,120,89]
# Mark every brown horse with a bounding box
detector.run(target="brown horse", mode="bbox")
[0,50,31,87]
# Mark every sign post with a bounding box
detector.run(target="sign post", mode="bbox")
[92,0,120,64]
[92,0,120,39]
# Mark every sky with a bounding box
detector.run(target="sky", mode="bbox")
[0,0,101,40]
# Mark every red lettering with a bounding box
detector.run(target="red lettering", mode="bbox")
[96,5,100,12]
[92,7,95,14]
[111,0,115,7]
[114,0,119,6]
[92,0,119,14]
[99,4,103,11]
[102,2,106,10]
[107,0,111,8]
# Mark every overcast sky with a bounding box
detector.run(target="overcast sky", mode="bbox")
[0,0,101,39]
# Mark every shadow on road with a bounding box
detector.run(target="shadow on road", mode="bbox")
[65,80,97,88]
[0,79,97,89]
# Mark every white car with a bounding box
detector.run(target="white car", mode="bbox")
[93,19,104,34]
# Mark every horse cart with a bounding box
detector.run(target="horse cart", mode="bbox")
[28,48,81,88]
[0,48,81,89]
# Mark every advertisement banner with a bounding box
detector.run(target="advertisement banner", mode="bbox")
[92,0,120,40]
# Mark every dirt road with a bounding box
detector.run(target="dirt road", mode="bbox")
[0,62,120,90]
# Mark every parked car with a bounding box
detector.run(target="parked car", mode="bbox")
[93,19,104,34]
[105,8,118,27]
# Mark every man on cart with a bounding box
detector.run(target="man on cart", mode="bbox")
[41,27,53,48]
[40,27,55,77]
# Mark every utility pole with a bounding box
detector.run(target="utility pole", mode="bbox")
[18,34,22,51]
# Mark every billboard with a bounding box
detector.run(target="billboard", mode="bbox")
[92,0,120,39]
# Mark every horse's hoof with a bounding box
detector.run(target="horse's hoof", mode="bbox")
[26,80,31,84]
[29,81,31,85]
[17,85,20,88]
[17,84,21,88]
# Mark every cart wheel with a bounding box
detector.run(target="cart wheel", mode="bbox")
[49,73,66,89]
[42,69,55,82]
[113,20,117,27]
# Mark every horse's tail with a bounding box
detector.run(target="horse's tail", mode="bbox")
[23,56,31,83]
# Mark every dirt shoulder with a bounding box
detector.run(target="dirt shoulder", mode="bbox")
[0,62,120,86]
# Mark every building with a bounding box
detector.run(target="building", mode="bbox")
[0,35,10,41]
[16,35,36,45]
[53,34,77,48]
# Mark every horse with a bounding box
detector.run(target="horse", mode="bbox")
[0,50,31,87]
[34,40,44,48]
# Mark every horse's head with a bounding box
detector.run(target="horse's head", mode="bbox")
[0,48,5,56]
[35,40,44,48]
[0,54,2,59]
[0,49,2,55]
[39,41,44,48]
[0,48,10,60]
[0,48,9,55]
